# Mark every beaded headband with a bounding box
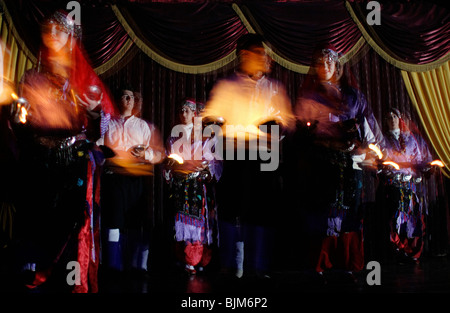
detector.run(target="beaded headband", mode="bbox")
[181,99,196,112]
[389,108,402,119]
[45,10,82,38]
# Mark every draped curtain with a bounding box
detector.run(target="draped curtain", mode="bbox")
[346,0,450,177]
[1,0,449,252]
[401,64,450,178]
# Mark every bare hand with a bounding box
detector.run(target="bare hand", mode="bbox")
[76,92,103,111]
[130,148,145,159]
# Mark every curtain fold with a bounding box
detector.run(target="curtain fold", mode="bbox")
[239,1,362,66]
[1,0,448,173]
[401,61,450,178]
[345,0,450,72]
[0,1,36,85]
[111,3,245,73]
[81,6,130,69]
[232,3,367,74]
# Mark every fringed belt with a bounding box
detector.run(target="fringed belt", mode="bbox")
[172,170,211,182]
[383,172,422,188]
[36,133,88,167]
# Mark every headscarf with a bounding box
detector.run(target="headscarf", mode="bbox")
[39,10,116,116]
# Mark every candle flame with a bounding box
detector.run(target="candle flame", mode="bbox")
[382,161,400,170]
[430,160,444,168]
[369,143,383,159]
[168,153,184,164]
[11,92,18,101]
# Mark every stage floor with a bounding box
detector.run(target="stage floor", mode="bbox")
[96,254,450,294]
[2,252,450,311]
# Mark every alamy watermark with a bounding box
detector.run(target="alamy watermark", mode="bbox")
[366,260,381,285]
[66,261,81,286]
[169,117,281,172]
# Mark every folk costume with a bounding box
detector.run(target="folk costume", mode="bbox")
[12,10,114,293]
[379,109,425,262]
[164,100,222,274]
[295,45,381,274]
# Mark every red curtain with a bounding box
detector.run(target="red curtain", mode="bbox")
[348,0,450,64]
[9,1,449,68]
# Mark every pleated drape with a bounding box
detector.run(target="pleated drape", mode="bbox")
[402,62,450,178]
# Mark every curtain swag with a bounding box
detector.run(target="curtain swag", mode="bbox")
[111,5,238,74]
[1,0,449,176]
[0,0,36,85]
[345,1,450,73]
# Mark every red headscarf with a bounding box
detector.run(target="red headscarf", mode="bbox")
[39,9,116,117]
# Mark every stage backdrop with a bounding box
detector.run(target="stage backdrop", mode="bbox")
[1,0,449,261]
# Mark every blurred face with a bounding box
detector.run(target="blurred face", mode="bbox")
[119,90,135,114]
[386,112,400,130]
[239,46,272,78]
[315,55,336,82]
[42,24,70,52]
[180,106,196,125]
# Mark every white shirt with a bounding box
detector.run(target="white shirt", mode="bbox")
[203,72,295,154]
[352,117,377,170]
[203,72,294,130]
[98,114,155,162]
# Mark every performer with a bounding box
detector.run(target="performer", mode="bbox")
[295,44,383,281]
[203,33,295,279]
[11,10,114,293]
[164,99,222,275]
[378,108,425,263]
[98,85,163,277]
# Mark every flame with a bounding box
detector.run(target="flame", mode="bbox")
[19,105,27,124]
[11,92,18,101]
[168,153,184,164]
[369,143,383,160]
[306,121,311,127]
[382,161,400,170]
[430,160,444,168]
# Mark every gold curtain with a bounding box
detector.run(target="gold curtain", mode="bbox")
[1,1,449,177]
[111,5,238,74]
[0,2,36,87]
[345,1,450,72]
[233,3,367,74]
[401,62,450,178]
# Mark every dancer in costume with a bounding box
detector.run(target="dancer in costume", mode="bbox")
[378,108,425,263]
[99,85,163,278]
[11,10,114,293]
[164,99,222,275]
[203,34,295,279]
[295,44,383,281]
